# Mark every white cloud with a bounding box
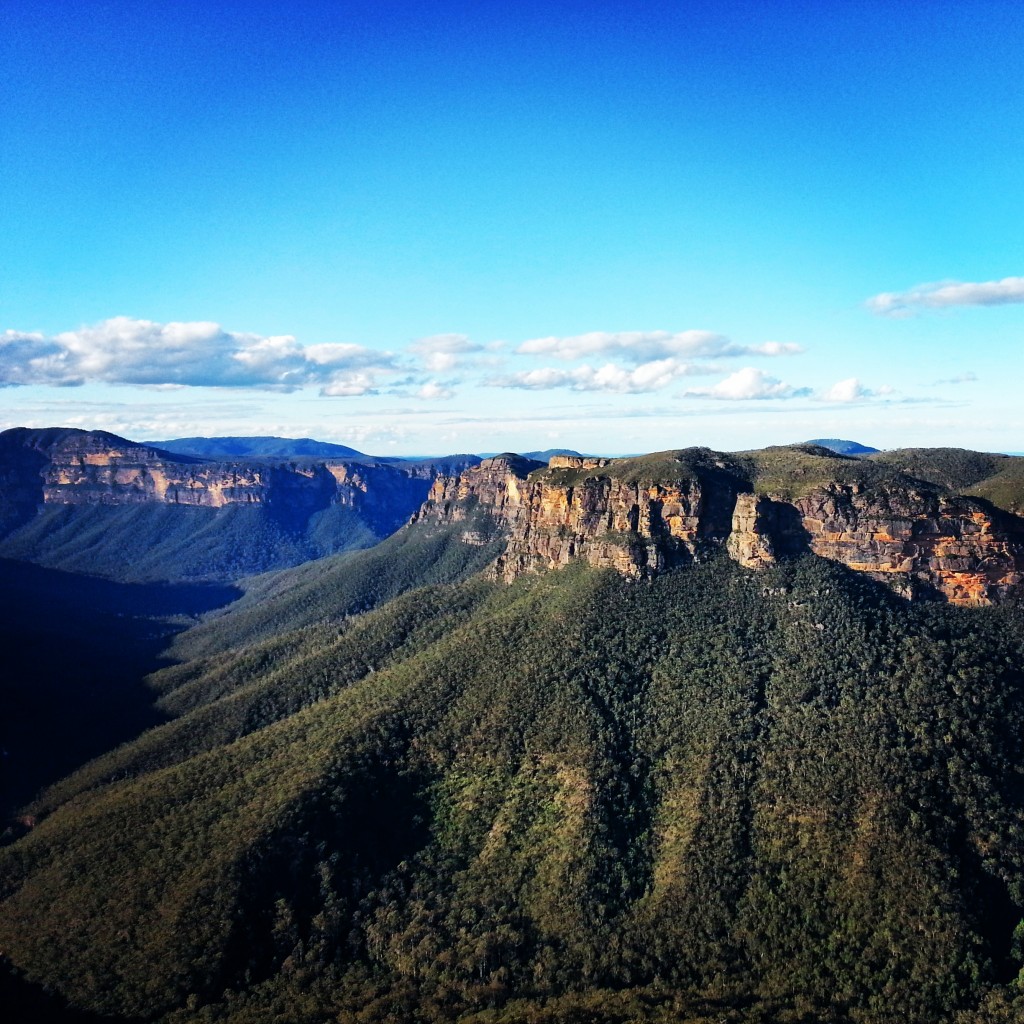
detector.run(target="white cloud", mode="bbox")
[0,317,394,394]
[417,381,456,400]
[819,377,900,403]
[756,341,804,356]
[488,357,703,394]
[824,377,870,403]
[866,276,1024,316]
[932,371,978,385]
[320,373,381,397]
[491,367,578,390]
[516,330,802,363]
[303,342,388,366]
[408,333,484,371]
[688,367,808,401]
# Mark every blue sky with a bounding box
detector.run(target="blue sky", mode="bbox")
[2,0,1022,455]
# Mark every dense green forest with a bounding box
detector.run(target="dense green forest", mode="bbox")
[535,443,1024,514]
[0,502,384,583]
[3,520,1024,1023]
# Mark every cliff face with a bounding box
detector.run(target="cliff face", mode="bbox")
[413,453,742,582]
[6,430,1022,603]
[729,486,1024,605]
[416,453,1024,605]
[0,428,457,541]
[36,433,437,530]
[0,429,70,534]
[44,434,274,507]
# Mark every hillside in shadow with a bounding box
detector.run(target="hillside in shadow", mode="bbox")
[0,558,238,820]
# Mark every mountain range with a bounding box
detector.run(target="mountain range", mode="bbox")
[145,436,374,460]
[0,428,480,582]
[2,430,1024,1023]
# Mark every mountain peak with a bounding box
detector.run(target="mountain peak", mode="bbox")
[805,438,880,456]
[143,435,369,459]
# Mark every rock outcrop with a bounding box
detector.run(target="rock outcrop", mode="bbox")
[5,429,1022,604]
[415,451,1024,605]
[413,453,742,582]
[729,484,1024,605]
[44,434,274,507]
[0,428,472,540]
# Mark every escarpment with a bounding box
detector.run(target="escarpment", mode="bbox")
[728,487,1024,604]
[0,429,478,580]
[0,428,449,533]
[414,451,746,581]
[415,447,1024,605]
[39,432,425,520]
[4,428,1022,603]
[44,433,279,507]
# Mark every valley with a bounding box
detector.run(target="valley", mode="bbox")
[8,6,1018,1021]
[0,558,239,820]
[1,434,1024,1023]
[0,428,480,582]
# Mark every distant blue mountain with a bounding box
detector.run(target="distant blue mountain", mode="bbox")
[523,448,586,462]
[805,438,880,456]
[145,436,369,459]
[476,448,586,462]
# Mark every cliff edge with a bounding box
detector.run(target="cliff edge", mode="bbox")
[413,445,1024,605]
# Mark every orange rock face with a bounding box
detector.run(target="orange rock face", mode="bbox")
[418,460,1024,605]
[414,455,737,582]
[44,437,272,507]
[726,485,1024,604]
[35,434,446,535]
[792,485,1024,605]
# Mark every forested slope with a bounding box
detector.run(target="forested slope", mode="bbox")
[3,548,1024,1023]
[0,502,380,582]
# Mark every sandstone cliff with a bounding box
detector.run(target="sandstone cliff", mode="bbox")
[728,486,1024,604]
[0,428,469,545]
[44,433,277,507]
[413,451,744,582]
[414,448,1024,605]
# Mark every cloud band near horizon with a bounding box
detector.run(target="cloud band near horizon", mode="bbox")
[867,276,1024,316]
[516,330,802,362]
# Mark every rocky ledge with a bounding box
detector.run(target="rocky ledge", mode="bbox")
[0,428,471,539]
[414,448,1024,605]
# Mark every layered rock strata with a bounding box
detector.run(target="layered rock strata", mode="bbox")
[413,454,741,582]
[416,455,1024,605]
[729,487,1024,605]
[0,429,459,539]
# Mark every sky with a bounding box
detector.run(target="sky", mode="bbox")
[1,0,1022,456]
